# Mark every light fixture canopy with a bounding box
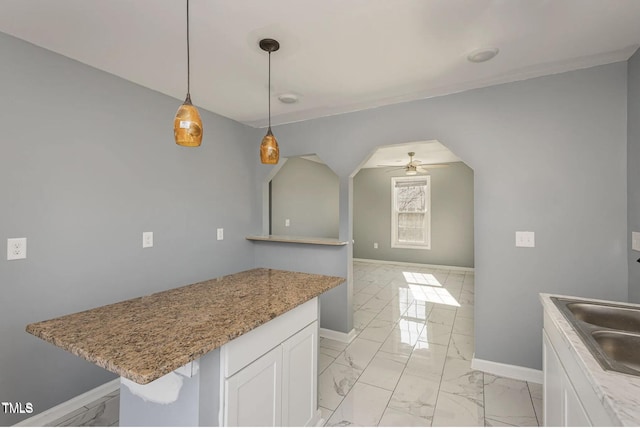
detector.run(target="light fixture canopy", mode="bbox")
[174,0,203,147]
[278,93,299,104]
[467,47,499,63]
[259,38,280,164]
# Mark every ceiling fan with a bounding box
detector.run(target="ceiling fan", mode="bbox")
[377,152,449,175]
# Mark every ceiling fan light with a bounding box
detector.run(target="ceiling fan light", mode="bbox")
[260,128,279,164]
[174,95,203,147]
[406,165,418,175]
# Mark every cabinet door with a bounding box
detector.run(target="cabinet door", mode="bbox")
[543,331,563,426]
[225,346,282,427]
[282,321,318,427]
[563,372,591,427]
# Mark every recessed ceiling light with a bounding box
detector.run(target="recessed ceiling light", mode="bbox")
[467,48,499,63]
[277,93,299,104]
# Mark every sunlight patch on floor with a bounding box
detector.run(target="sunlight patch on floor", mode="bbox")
[403,271,442,286]
[408,283,460,307]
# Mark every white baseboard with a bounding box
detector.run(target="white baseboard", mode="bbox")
[353,258,474,273]
[471,355,543,384]
[319,327,357,344]
[312,409,324,427]
[14,378,119,427]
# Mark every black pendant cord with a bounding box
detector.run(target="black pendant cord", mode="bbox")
[186,0,191,100]
[268,50,272,131]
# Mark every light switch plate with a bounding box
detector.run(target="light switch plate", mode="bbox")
[217,228,224,241]
[285,219,290,227]
[515,231,535,248]
[142,232,153,248]
[633,232,640,251]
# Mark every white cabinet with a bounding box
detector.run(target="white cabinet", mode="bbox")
[563,374,590,427]
[225,346,282,427]
[282,322,318,426]
[543,331,591,426]
[542,308,615,427]
[543,332,563,426]
[221,298,319,427]
[119,297,321,427]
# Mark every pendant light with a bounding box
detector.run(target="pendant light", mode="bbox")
[173,0,203,147]
[259,38,280,164]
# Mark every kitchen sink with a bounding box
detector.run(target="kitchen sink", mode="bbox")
[567,302,640,333]
[592,330,640,373]
[552,297,640,377]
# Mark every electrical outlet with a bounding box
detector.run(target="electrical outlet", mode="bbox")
[374,242,378,249]
[285,219,290,227]
[142,232,153,248]
[7,238,27,260]
[217,228,224,241]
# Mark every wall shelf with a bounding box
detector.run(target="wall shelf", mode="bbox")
[246,235,348,246]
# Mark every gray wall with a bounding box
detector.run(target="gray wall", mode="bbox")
[629,48,640,303]
[256,62,628,371]
[271,157,339,238]
[353,162,474,267]
[0,33,256,425]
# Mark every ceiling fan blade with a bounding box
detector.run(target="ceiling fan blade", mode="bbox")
[377,164,405,167]
[420,163,449,169]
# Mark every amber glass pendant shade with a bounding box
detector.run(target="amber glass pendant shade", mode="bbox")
[260,128,279,164]
[174,94,203,147]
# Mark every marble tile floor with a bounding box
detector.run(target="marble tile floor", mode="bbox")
[318,261,542,427]
[50,260,541,427]
[51,389,119,426]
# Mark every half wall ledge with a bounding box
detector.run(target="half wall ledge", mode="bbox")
[245,235,348,246]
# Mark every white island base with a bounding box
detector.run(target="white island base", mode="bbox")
[119,297,320,427]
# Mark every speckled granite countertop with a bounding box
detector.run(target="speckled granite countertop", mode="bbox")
[26,268,344,385]
[540,293,640,426]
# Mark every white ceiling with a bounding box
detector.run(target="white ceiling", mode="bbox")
[1,0,640,128]
[361,141,461,169]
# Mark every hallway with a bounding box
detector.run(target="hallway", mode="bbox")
[317,260,542,426]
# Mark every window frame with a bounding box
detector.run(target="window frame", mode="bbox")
[391,175,431,250]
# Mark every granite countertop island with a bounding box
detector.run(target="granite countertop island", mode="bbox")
[540,293,640,426]
[26,268,345,385]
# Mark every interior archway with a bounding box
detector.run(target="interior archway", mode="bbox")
[346,138,475,361]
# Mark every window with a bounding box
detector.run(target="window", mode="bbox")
[391,176,431,249]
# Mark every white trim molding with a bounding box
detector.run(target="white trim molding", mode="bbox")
[353,258,474,273]
[13,379,119,427]
[319,328,357,344]
[471,356,543,384]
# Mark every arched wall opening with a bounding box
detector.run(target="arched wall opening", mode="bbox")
[253,63,628,372]
[351,140,474,269]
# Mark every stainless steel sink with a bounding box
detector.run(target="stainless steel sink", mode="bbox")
[567,302,640,333]
[552,297,640,377]
[592,330,640,373]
